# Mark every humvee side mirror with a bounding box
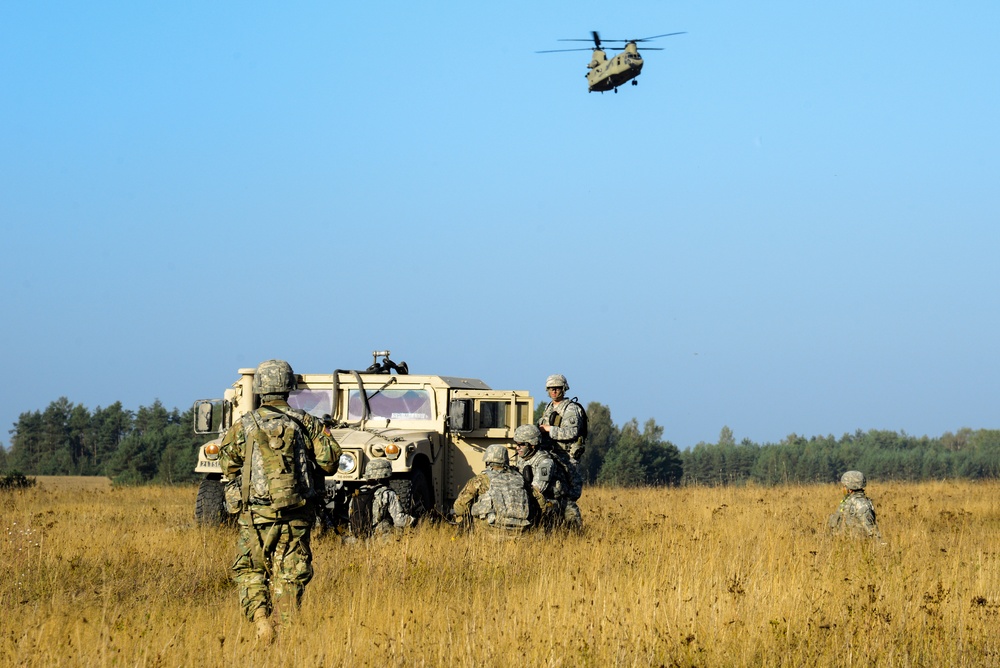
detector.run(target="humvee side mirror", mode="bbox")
[448,399,472,432]
[193,400,218,434]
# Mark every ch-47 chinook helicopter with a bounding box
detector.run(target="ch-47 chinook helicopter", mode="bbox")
[537,30,685,93]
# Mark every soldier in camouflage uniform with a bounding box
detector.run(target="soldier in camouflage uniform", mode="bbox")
[828,470,882,540]
[219,359,340,643]
[513,424,581,531]
[538,374,585,518]
[358,458,416,536]
[453,443,550,534]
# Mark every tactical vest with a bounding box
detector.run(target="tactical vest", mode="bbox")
[471,468,531,529]
[545,399,589,443]
[518,450,564,500]
[241,406,315,511]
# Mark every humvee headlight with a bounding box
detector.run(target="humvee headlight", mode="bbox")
[204,443,221,461]
[338,452,358,474]
[384,443,400,460]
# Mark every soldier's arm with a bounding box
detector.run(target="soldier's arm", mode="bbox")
[452,474,487,517]
[301,413,341,475]
[862,501,880,538]
[530,485,551,513]
[218,424,244,481]
[537,404,553,427]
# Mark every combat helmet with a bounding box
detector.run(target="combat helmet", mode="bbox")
[545,374,569,391]
[483,443,510,467]
[253,359,297,395]
[514,424,542,447]
[840,470,866,491]
[364,458,392,480]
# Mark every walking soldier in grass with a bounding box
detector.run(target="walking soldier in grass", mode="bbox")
[828,470,882,540]
[219,359,340,643]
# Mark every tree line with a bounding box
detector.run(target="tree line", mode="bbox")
[0,398,203,484]
[678,425,1000,486]
[1,396,996,487]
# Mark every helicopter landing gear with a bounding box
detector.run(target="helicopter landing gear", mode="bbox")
[632,79,638,86]
[614,87,618,94]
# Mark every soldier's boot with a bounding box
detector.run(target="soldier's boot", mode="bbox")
[252,608,275,644]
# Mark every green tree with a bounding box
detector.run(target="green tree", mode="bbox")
[8,410,43,472]
[578,402,618,483]
[598,418,682,487]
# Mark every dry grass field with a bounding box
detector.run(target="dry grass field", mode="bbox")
[2,477,999,667]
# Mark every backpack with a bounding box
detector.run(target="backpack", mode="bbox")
[571,398,589,441]
[241,406,315,511]
[348,486,376,538]
[471,469,532,529]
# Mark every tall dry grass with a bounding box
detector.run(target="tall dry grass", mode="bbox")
[1,478,998,667]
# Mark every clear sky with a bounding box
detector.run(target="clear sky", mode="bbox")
[2,2,998,450]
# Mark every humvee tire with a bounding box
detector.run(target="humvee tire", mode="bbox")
[389,468,432,517]
[195,478,225,526]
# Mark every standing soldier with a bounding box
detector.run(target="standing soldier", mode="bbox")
[538,374,585,509]
[219,359,340,643]
[828,470,882,540]
[453,444,549,534]
[513,424,581,531]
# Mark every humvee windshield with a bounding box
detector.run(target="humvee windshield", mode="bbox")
[288,389,333,418]
[348,389,433,421]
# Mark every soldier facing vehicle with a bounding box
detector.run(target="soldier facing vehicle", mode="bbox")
[218,359,341,643]
[452,443,551,534]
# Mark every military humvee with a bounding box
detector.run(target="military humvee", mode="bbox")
[191,352,534,526]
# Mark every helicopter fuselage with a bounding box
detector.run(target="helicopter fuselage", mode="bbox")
[586,43,644,92]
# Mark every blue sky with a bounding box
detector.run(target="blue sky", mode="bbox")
[2,2,998,450]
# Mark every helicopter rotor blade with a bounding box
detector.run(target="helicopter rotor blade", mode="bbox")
[600,32,687,43]
[536,47,602,53]
[634,32,687,41]
[592,30,601,49]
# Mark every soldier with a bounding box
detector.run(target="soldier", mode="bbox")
[453,443,550,534]
[351,459,416,538]
[537,373,585,504]
[513,424,582,531]
[219,359,340,643]
[828,470,882,540]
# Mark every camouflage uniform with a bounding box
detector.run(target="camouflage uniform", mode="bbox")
[514,425,580,531]
[828,491,881,539]
[219,396,340,625]
[370,484,416,535]
[828,470,882,539]
[537,375,585,527]
[538,398,586,460]
[453,445,549,533]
